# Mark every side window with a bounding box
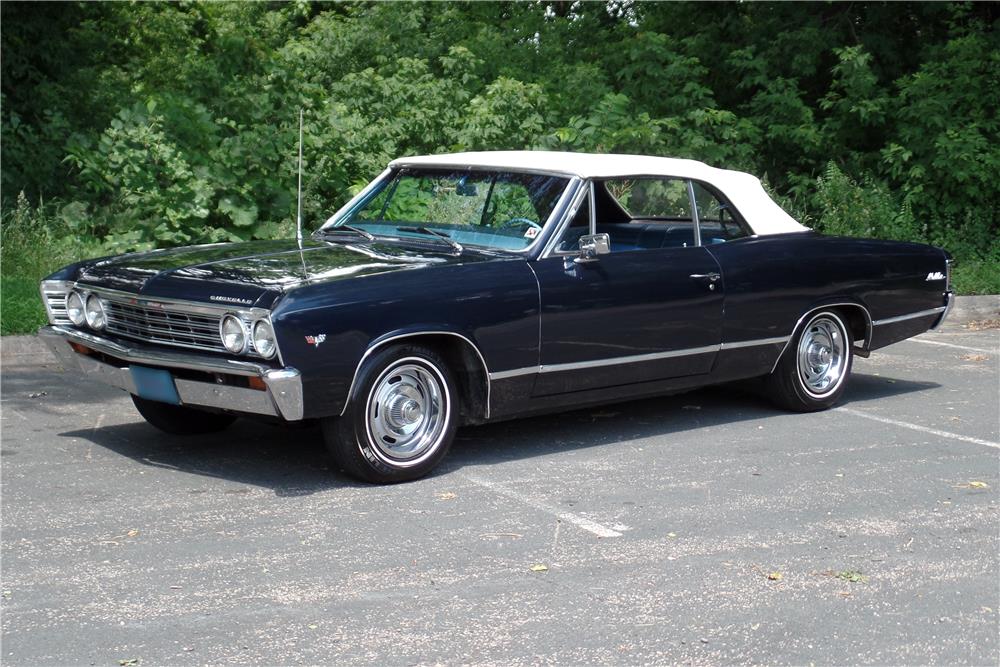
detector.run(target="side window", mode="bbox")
[600,178,695,251]
[691,182,750,242]
[607,178,692,220]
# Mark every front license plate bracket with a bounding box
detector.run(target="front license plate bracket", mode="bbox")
[130,365,181,405]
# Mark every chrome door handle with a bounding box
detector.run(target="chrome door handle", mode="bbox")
[689,272,721,282]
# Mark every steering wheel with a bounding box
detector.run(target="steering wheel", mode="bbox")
[498,217,542,232]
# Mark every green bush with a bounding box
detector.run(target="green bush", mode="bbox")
[1,2,997,337]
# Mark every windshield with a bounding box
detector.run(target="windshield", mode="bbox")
[328,168,571,251]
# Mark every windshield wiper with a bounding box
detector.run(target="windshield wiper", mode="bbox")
[316,224,375,241]
[396,226,463,253]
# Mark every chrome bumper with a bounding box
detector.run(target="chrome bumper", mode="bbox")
[930,291,955,330]
[39,325,303,421]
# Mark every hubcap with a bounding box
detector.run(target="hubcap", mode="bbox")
[796,315,848,397]
[367,361,446,463]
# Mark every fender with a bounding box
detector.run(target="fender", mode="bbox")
[770,299,874,373]
[339,327,493,419]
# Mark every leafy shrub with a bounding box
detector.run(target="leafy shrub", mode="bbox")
[0,0,996,312]
[812,162,922,242]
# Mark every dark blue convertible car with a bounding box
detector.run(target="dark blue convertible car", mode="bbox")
[40,151,953,483]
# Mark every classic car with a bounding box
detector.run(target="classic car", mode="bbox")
[39,151,953,483]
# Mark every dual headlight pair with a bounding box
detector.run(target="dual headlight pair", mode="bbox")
[220,314,277,359]
[66,291,106,330]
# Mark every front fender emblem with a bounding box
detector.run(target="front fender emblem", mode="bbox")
[926,271,945,281]
[305,334,326,347]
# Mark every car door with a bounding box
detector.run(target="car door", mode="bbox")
[530,178,724,396]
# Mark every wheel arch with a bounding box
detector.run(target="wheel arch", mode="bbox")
[770,301,873,374]
[339,329,491,423]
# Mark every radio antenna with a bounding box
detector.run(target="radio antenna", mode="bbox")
[295,108,304,246]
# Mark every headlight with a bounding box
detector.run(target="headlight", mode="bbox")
[84,294,106,330]
[252,319,277,359]
[66,291,86,326]
[219,314,247,354]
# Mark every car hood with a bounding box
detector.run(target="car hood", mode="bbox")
[74,239,509,308]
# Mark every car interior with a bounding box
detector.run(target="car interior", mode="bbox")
[556,179,751,253]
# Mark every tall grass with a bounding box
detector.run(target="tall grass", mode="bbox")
[0,193,102,335]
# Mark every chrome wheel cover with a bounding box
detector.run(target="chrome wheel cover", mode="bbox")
[796,314,848,397]
[365,359,448,466]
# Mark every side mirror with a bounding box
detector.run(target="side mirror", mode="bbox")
[575,233,610,264]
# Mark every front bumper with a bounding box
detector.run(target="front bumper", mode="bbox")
[39,325,303,421]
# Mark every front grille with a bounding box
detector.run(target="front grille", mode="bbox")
[103,299,228,354]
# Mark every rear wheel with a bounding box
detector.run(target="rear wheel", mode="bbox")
[766,310,853,412]
[323,344,458,484]
[131,395,236,434]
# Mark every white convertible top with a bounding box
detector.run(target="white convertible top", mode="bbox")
[391,150,809,236]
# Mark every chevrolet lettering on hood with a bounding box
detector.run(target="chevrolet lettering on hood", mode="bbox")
[37,150,954,485]
[210,295,255,305]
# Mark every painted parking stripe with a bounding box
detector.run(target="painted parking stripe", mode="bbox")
[836,406,999,449]
[908,338,996,354]
[460,472,623,538]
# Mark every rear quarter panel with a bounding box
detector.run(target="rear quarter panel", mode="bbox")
[707,233,949,380]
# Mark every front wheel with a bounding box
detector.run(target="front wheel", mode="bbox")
[131,395,237,434]
[765,310,853,412]
[323,344,458,484]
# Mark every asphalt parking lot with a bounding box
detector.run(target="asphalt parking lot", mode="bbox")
[2,320,997,666]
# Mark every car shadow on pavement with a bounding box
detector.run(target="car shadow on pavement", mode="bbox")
[57,372,939,493]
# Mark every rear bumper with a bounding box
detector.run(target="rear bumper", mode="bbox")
[39,325,303,420]
[930,290,955,330]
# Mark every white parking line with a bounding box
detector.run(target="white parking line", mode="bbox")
[909,338,996,354]
[836,406,1000,449]
[460,472,622,538]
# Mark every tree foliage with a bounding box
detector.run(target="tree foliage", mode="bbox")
[1,1,997,272]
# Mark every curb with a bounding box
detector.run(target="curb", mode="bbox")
[947,294,1000,324]
[3,296,997,366]
[2,335,57,365]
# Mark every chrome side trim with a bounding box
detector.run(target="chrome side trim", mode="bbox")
[488,337,791,380]
[339,331,493,420]
[930,292,954,331]
[540,344,718,373]
[488,366,538,381]
[720,335,790,350]
[872,306,947,327]
[769,302,874,374]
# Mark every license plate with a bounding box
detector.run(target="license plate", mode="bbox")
[130,366,180,405]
